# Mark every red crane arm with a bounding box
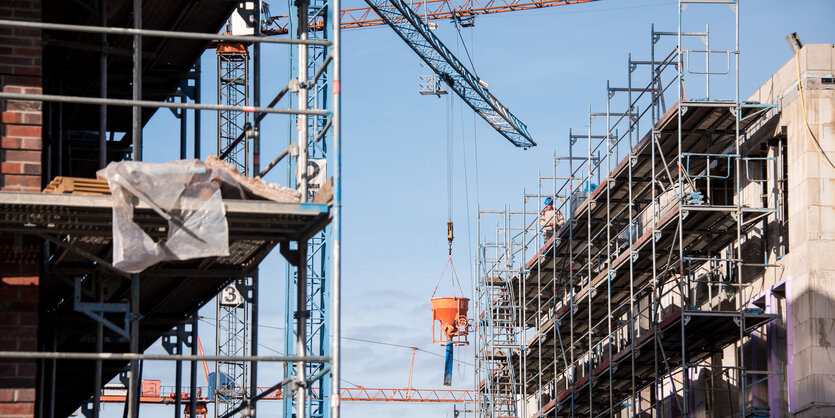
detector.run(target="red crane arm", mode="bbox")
[340,386,475,402]
[263,0,599,34]
[99,386,474,404]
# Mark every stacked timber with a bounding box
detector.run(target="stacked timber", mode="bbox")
[43,177,111,195]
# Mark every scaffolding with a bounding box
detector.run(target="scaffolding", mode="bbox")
[475,208,528,418]
[283,0,334,414]
[475,1,781,416]
[0,0,342,416]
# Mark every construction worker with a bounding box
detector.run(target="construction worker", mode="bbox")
[539,197,565,241]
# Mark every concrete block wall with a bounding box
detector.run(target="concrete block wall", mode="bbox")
[0,1,41,417]
[745,44,835,417]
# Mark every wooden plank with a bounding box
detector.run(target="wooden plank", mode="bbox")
[42,176,111,195]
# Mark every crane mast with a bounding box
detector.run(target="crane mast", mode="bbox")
[215,41,251,418]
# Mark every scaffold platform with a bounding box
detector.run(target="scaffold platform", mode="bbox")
[0,191,330,416]
[500,100,776,415]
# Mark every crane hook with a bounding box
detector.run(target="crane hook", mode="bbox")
[447,221,454,255]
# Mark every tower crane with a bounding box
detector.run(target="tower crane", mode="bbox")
[366,0,536,147]
[95,344,473,410]
[264,0,600,33]
[262,0,601,148]
[200,0,602,416]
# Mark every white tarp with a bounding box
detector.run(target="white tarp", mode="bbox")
[97,158,300,273]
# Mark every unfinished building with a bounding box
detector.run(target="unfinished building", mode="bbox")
[0,1,341,417]
[474,3,835,417]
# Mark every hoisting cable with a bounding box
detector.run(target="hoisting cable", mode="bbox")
[447,93,455,256]
[430,231,465,299]
[443,1,479,79]
[432,94,465,298]
[795,50,835,170]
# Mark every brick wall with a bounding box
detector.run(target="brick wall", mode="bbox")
[0,277,38,418]
[0,0,42,193]
[0,1,41,417]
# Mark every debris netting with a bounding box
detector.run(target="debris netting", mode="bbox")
[98,158,300,273]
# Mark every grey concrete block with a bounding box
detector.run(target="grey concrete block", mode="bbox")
[795,374,835,411]
[805,44,835,72]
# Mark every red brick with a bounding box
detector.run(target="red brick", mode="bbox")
[20,87,39,95]
[0,313,17,325]
[0,287,17,299]
[19,137,39,149]
[0,55,30,66]
[11,65,40,77]
[0,300,36,312]
[11,1,37,10]
[0,402,35,415]
[1,86,22,94]
[0,137,20,149]
[20,164,38,175]
[21,114,38,125]
[0,112,21,124]
[11,28,39,38]
[3,150,39,162]
[0,326,34,339]
[0,277,37,286]
[2,175,39,188]
[0,341,15,351]
[14,313,35,326]
[3,76,39,88]
[0,162,21,174]
[13,389,34,402]
[10,47,38,58]
[4,100,38,112]
[15,339,35,351]
[0,364,14,377]
[14,364,34,378]
[12,9,39,20]
[16,288,36,301]
[4,125,39,138]
[0,389,12,402]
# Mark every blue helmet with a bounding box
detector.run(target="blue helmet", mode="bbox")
[544,197,553,205]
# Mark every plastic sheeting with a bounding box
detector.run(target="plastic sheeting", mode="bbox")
[97,159,301,273]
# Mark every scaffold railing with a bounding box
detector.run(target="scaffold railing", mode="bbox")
[473,2,781,416]
[0,2,342,417]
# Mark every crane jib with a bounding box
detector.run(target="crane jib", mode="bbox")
[366,0,537,148]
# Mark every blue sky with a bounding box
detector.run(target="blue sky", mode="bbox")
[105,1,835,417]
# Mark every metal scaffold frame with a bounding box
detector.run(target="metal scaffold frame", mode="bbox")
[475,208,529,418]
[283,0,334,415]
[474,1,782,416]
[0,0,343,416]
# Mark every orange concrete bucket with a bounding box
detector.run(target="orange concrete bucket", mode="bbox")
[431,297,470,345]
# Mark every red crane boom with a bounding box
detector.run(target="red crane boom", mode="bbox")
[99,385,473,404]
[264,0,599,34]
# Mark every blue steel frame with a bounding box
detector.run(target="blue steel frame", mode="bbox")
[284,0,332,415]
[365,0,536,149]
